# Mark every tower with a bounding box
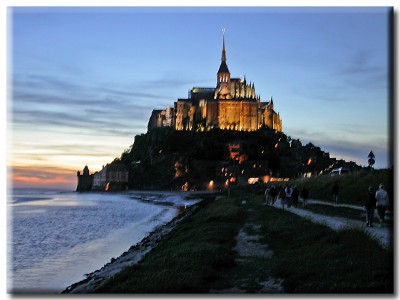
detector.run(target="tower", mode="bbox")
[83,165,89,176]
[215,28,231,99]
[76,165,93,191]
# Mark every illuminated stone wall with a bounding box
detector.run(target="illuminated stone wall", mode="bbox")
[148,33,283,133]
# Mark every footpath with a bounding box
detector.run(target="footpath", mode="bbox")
[65,194,393,293]
[220,196,394,293]
[269,198,392,248]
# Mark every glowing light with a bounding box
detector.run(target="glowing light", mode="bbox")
[182,182,189,191]
[248,177,259,184]
[269,177,289,182]
[208,180,214,191]
[262,175,271,183]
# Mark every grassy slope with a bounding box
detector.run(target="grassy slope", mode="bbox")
[95,197,245,293]
[285,169,393,207]
[94,189,393,293]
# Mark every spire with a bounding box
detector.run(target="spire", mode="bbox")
[217,28,230,74]
[221,28,226,62]
[269,97,274,110]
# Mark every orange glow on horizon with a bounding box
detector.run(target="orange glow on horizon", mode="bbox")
[12,175,76,190]
[10,165,78,189]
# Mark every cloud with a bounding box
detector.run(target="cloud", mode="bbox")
[10,165,77,190]
[10,70,214,146]
[14,143,122,158]
[11,71,192,136]
[285,126,389,168]
[99,87,164,100]
[12,72,165,107]
[12,107,145,138]
[285,48,388,106]
[135,74,212,90]
[335,50,388,89]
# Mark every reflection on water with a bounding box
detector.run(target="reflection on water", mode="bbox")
[8,189,194,293]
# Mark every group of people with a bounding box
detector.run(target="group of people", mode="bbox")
[265,182,390,227]
[264,185,309,210]
[331,182,390,227]
[365,184,390,227]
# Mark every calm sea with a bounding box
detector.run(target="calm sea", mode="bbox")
[8,188,200,294]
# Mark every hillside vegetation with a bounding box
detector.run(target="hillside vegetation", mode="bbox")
[115,127,364,190]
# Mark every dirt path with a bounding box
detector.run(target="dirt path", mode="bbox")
[224,197,393,293]
[269,199,392,249]
[212,223,284,293]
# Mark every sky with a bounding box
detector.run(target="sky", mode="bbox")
[6,5,394,190]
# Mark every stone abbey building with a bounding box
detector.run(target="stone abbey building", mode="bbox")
[148,33,282,133]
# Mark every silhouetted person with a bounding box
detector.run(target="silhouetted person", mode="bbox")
[278,188,286,210]
[264,186,270,204]
[285,185,292,208]
[375,184,389,225]
[269,185,277,205]
[332,183,339,205]
[365,186,376,227]
[301,186,309,208]
[292,186,299,208]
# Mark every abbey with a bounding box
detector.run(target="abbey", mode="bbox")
[148,32,282,133]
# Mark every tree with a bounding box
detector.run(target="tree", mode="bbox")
[368,151,375,168]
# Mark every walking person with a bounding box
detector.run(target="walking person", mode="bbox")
[375,184,390,226]
[332,182,339,206]
[301,186,309,208]
[264,186,271,205]
[278,188,286,210]
[292,186,299,208]
[285,185,293,208]
[269,185,277,205]
[365,186,376,227]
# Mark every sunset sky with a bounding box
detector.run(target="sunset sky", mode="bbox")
[7,6,393,190]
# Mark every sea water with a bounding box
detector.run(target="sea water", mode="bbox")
[8,189,200,293]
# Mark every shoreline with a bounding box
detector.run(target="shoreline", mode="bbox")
[61,190,392,293]
[62,192,217,293]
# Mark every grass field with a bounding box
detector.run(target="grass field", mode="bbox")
[93,188,393,294]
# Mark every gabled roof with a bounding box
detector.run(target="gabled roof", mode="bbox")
[218,61,230,73]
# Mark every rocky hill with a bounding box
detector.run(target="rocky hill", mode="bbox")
[110,127,361,190]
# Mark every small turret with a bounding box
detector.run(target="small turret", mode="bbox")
[83,165,89,176]
[269,97,274,110]
[76,165,93,192]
